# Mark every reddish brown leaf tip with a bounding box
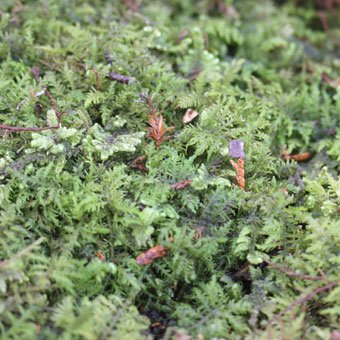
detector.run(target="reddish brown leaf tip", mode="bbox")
[147,113,174,149]
[230,158,245,190]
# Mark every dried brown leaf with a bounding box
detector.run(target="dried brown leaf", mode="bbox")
[130,155,148,173]
[171,179,193,191]
[183,109,199,124]
[136,245,169,265]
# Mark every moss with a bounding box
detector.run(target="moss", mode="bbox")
[0,0,339,339]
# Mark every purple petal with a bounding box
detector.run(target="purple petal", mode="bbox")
[229,140,245,158]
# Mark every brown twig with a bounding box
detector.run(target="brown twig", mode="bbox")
[0,124,61,132]
[0,90,64,133]
[230,157,245,190]
[265,260,330,282]
[171,179,192,191]
[267,280,339,326]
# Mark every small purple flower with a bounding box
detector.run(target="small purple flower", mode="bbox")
[229,140,245,159]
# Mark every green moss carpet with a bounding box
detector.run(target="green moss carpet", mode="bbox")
[0,1,339,339]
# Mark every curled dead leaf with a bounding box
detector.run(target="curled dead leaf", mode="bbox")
[183,109,199,124]
[136,245,169,265]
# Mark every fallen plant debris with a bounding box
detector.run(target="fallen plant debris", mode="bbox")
[183,109,199,124]
[147,113,174,149]
[267,281,339,329]
[0,90,64,132]
[229,140,246,190]
[193,226,206,240]
[171,179,193,191]
[230,158,246,190]
[136,245,169,265]
[265,260,329,282]
[129,155,149,173]
[107,72,133,84]
[142,92,174,149]
[95,252,106,262]
[321,73,340,88]
[281,150,313,162]
[16,88,46,111]
[208,0,240,19]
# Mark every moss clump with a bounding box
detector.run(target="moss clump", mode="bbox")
[0,1,339,339]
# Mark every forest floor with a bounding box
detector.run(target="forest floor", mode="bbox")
[0,1,339,339]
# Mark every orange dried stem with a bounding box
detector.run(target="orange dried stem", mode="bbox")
[230,157,245,190]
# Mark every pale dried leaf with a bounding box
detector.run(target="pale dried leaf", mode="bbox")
[183,109,199,124]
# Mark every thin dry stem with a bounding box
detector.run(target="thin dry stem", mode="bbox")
[265,260,330,282]
[0,90,64,133]
[268,281,339,326]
